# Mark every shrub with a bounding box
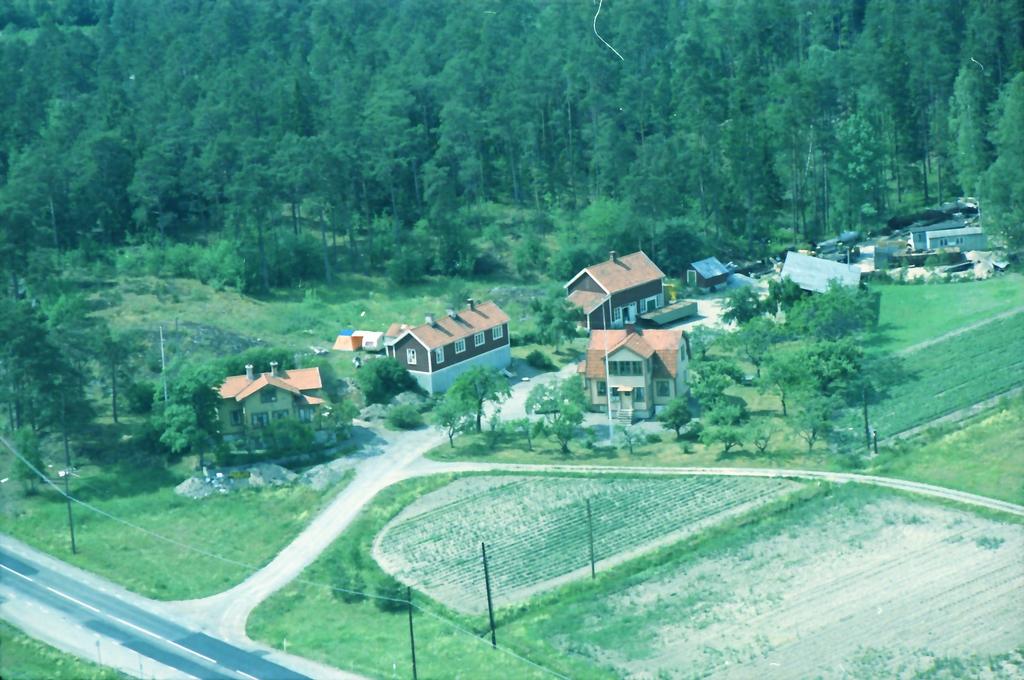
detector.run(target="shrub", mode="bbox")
[644,433,662,444]
[386,404,423,430]
[124,380,156,414]
[356,358,418,404]
[263,419,315,458]
[525,349,556,370]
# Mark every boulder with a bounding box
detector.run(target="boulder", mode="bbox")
[247,463,298,488]
[390,391,430,411]
[174,477,214,500]
[359,403,389,421]
[298,458,356,491]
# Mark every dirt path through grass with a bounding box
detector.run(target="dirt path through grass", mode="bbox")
[896,305,1024,355]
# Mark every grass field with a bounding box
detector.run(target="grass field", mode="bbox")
[0,456,351,600]
[0,621,127,680]
[373,475,803,613]
[869,275,1024,354]
[874,396,1024,505]
[861,311,1024,438]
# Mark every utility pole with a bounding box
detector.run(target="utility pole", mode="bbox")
[481,542,496,648]
[60,392,76,555]
[159,325,169,406]
[872,428,879,456]
[586,499,596,579]
[406,587,418,680]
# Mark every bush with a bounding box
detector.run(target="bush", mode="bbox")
[644,433,662,444]
[124,380,156,414]
[263,419,315,458]
[525,349,556,370]
[386,404,423,430]
[356,358,418,404]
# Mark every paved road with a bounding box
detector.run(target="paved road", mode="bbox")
[0,539,308,680]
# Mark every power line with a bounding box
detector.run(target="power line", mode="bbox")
[0,435,568,678]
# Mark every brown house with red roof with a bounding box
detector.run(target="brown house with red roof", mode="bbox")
[565,251,666,330]
[578,327,689,422]
[385,299,511,394]
[218,362,325,435]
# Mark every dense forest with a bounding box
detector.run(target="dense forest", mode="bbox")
[1,0,1022,294]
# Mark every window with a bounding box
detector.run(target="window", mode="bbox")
[455,339,466,354]
[612,306,623,322]
[474,332,485,347]
[251,412,270,428]
[406,348,418,364]
[609,361,643,376]
[634,387,645,403]
[274,409,289,420]
[657,380,671,397]
[434,347,445,364]
[298,407,314,422]
[230,410,242,425]
[492,325,504,341]
[640,298,648,313]
[260,390,277,404]
[597,381,607,397]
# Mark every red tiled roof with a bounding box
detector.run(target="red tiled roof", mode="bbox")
[566,251,665,295]
[583,329,684,379]
[396,301,510,351]
[567,289,606,314]
[218,367,323,401]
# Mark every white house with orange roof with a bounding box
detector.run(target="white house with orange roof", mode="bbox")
[578,326,690,422]
[217,362,326,436]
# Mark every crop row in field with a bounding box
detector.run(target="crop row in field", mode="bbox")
[866,311,1024,437]
[535,489,1024,679]
[372,475,802,613]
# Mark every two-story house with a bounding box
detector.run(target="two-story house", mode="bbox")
[217,362,326,436]
[385,299,510,394]
[577,327,689,423]
[564,251,666,330]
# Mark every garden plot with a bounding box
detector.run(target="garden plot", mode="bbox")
[372,475,801,613]
[548,492,1024,679]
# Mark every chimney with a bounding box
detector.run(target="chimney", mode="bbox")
[269,361,279,377]
[447,308,457,319]
[245,364,254,381]
[466,298,475,311]
[609,250,618,262]
[425,314,435,326]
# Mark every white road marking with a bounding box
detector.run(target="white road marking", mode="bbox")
[238,672,260,680]
[110,616,218,664]
[44,586,101,613]
[0,563,34,582]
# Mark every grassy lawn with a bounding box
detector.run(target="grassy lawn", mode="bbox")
[869,274,1024,354]
[872,396,1024,505]
[0,621,127,680]
[0,454,352,600]
[248,474,599,680]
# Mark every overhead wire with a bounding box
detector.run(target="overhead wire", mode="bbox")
[0,435,567,677]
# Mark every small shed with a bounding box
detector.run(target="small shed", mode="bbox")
[332,330,362,352]
[687,257,730,292]
[780,251,861,293]
[925,226,986,251]
[354,330,384,352]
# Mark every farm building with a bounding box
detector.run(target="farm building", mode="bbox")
[907,218,969,251]
[781,251,861,293]
[564,250,666,330]
[385,299,511,394]
[578,326,689,423]
[217,363,325,436]
[686,256,730,292]
[925,226,987,251]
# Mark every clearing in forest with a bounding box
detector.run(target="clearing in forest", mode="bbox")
[372,474,801,613]
[534,488,1024,679]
